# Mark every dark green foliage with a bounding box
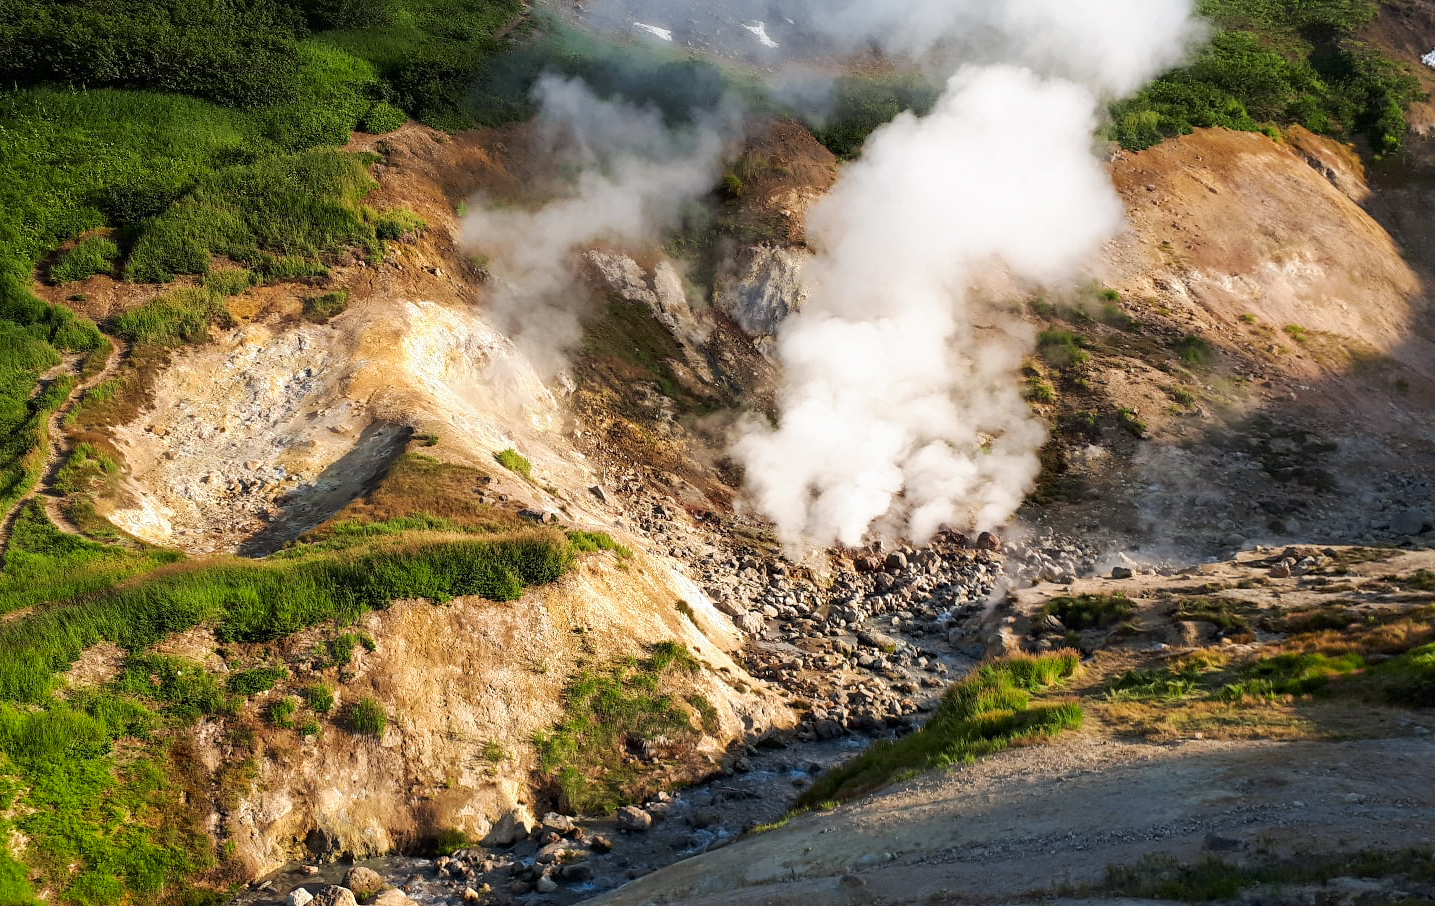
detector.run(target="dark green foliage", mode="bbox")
[535,643,707,814]
[1043,594,1136,631]
[1371,643,1435,707]
[117,654,226,722]
[125,151,378,283]
[1219,651,1366,699]
[810,75,940,159]
[303,291,349,323]
[431,828,470,855]
[49,237,119,284]
[361,101,408,134]
[343,694,386,736]
[315,631,374,668]
[1109,661,1211,702]
[1174,597,1250,630]
[1111,0,1422,154]
[1174,335,1215,368]
[267,696,298,728]
[304,682,336,713]
[798,654,1081,807]
[226,666,289,697]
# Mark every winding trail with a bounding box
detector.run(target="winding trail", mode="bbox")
[0,338,128,568]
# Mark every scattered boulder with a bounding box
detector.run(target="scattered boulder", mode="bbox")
[541,812,577,836]
[535,874,559,893]
[308,887,358,906]
[617,805,653,833]
[287,889,314,906]
[1269,564,1292,579]
[975,532,1002,552]
[734,611,765,635]
[341,867,384,900]
[1111,566,1134,580]
[884,552,908,572]
[484,804,536,846]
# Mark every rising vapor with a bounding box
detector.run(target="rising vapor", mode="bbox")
[463,75,740,377]
[734,0,1200,549]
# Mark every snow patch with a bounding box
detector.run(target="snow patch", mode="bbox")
[742,20,779,48]
[634,22,673,41]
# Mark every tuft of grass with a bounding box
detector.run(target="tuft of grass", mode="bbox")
[1174,597,1250,631]
[534,642,707,814]
[797,653,1081,807]
[107,288,229,349]
[1174,335,1214,368]
[371,207,427,241]
[304,682,336,714]
[1043,594,1136,631]
[1283,324,1309,344]
[343,694,387,737]
[226,666,288,697]
[567,530,633,560]
[1024,374,1056,404]
[50,236,119,284]
[1037,330,1090,368]
[267,696,298,728]
[1116,407,1147,438]
[493,448,532,479]
[1218,651,1365,701]
[202,269,255,297]
[302,290,349,323]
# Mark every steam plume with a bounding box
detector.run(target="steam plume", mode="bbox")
[463,75,739,376]
[735,0,1198,549]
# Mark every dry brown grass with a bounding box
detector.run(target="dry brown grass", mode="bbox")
[315,452,525,535]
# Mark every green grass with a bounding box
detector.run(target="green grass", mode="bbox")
[202,269,256,297]
[1037,330,1090,368]
[107,288,229,349]
[797,654,1082,807]
[303,291,349,323]
[1174,335,1215,368]
[49,237,119,285]
[226,666,289,697]
[807,74,940,159]
[53,443,121,496]
[371,207,427,241]
[267,696,298,728]
[1219,651,1366,700]
[343,694,387,736]
[1173,596,1250,631]
[304,682,336,714]
[1109,660,1212,702]
[125,150,380,283]
[535,642,705,814]
[360,102,408,134]
[1284,324,1310,344]
[566,530,633,559]
[1043,594,1137,631]
[493,448,532,479]
[1110,0,1423,155]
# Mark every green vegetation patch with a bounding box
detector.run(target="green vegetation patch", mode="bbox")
[567,531,633,559]
[49,237,119,284]
[535,641,706,814]
[808,75,940,159]
[1110,0,1423,155]
[798,653,1081,807]
[303,290,349,323]
[1174,596,1251,631]
[226,666,289,697]
[108,288,230,349]
[125,150,379,283]
[493,448,532,479]
[1043,594,1137,631]
[343,694,387,736]
[1037,330,1090,368]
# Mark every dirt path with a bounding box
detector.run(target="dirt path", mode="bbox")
[0,338,127,567]
[589,731,1435,905]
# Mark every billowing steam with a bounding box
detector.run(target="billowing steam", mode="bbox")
[463,75,739,377]
[734,0,1199,549]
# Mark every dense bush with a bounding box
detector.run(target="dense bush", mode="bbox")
[1112,0,1423,153]
[343,694,387,736]
[49,236,118,284]
[361,101,408,134]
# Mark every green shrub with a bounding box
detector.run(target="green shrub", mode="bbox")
[202,269,255,296]
[1043,594,1136,631]
[50,237,119,284]
[1037,330,1090,368]
[797,654,1081,806]
[226,666,289,697]
[809,74,940,159]
[117,654,226,722]
[304,682,336,713]
[303,291,349,322]
[566,531,633,559]
[361,102,409,134]
[493,448,531,479]
[125,150,379,283]
[372,207,427,240]
[268,696,298,728]
[107,288,227,349]
[1174,335,1214,368]
[344,695,387,736]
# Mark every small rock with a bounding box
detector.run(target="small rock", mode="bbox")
[560,862,595,882]
[462,887,484,903]
[587,833,613,852]
[341,867,385,900]
[616,805,653,832]
[1111,566,1134,580]
[588,485,609,504]
[535,875,558,894]
[287,889,314,906]
[541,812,577,836]
[373,891,419,906]
[308,887,358,906]
[884,552,908,572]
[1269,565,1292,579]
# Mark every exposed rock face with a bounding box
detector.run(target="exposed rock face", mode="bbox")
[716,246,808,339]
[215,556,791,878]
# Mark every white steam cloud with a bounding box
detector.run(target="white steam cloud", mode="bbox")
[463,75,739,376]
[735,0,1198,550]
